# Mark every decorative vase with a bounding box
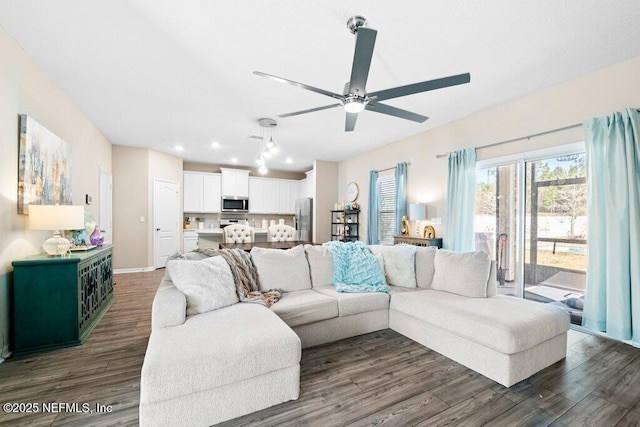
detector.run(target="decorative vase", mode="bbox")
[90,225,104,246]
[401,215,410,236]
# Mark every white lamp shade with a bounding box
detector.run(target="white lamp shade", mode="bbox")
[408,203,426,221]
[28,205,85,231]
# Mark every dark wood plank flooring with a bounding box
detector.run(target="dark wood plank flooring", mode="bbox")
[1,269,640,426]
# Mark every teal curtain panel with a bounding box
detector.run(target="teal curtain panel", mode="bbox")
[394,162,408,236]
[582,108,640,345]
[444,148,476,252]
[367,170,379,245]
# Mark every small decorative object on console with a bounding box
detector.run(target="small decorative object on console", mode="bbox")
[423,225,436,239]
[90,225,104,246]
[401,215,410,236]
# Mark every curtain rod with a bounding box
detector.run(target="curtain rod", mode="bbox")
[435,123,583,159]
[375,162,411,173]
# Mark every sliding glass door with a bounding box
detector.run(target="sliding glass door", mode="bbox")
[474,145,588,325]
[525,153,587,324]
[474,163,523,296]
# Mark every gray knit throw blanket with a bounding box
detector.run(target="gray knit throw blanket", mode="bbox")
[194,248,282,307]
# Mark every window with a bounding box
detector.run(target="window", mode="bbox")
[473,143,588,325]
[378,172,396,244]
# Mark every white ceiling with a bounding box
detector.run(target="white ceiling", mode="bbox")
[1,1,640,172]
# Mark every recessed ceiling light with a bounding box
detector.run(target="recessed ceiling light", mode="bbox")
[285,157,293,164]
[174,145,184,152]
[211,141,220,149]
[230,157,238,164]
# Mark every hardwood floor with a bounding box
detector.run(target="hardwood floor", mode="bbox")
[1,269,640,426]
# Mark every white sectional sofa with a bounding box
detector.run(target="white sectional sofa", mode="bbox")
[140,244,570,427]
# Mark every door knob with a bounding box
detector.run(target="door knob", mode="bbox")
[156,228,161,231]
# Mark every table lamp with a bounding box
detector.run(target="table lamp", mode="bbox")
[28,205,85,256]
[408,203,426,237]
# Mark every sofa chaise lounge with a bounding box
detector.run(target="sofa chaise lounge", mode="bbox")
[140,244,570,426]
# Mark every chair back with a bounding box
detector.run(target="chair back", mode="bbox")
[224,224,254,243]
[268,224,295,242]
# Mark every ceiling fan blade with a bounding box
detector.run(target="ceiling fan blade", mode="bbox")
[366,102,428,123]
[278,103,342,118]
[345,112,358,132]
[348,27,377,95]
[368,73,470,102]
[253,71,344,100]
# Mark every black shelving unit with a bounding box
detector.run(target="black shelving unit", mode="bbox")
[331,209,360,242]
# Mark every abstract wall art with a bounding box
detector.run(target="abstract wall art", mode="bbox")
[18,114,72,214]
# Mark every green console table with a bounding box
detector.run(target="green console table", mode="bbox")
[11,244,114,356]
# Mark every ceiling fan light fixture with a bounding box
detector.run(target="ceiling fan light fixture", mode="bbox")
[343,98,366,114]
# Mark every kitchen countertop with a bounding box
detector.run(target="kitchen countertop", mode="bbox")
[184,228,269,235]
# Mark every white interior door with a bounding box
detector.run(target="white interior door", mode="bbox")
[99,167,113,244]
[154,178,179,268]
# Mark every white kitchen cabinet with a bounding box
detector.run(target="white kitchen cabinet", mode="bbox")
[298,178,307,201]
[183,230,198,252]
[183,172,221,213]
[221,168,250,197]
[278,180,300,214]
[278,180,291,214]
[183,172,203,212]
[264,179,280,214]
[250,177,299,214]
[203,174,221,212]
[249,177,266,214]
[305,170,315,198]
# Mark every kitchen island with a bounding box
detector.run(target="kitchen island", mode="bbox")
[190,228,269,249]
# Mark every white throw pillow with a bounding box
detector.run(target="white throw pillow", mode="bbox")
[251,245,312,292]
[431,250,492,298]
[167,256,238,316]
[416,246,437,289]
[305,244,334,287]
[368,245,417,288]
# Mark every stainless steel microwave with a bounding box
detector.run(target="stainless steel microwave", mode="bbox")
[221,196,249,212]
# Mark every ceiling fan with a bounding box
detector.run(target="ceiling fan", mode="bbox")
[254,16,470,132]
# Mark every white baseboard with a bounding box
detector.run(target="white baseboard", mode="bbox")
[114,266,156,274]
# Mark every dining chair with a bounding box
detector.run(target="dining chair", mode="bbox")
[223,224,255,243]
[267,224,295,242]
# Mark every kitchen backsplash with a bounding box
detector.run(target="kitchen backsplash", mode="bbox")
[184,213,295,229]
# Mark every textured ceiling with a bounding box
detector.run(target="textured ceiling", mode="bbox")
[1,0,639,171]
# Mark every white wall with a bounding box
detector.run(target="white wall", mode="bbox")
[338,55,640,241]
[112,146,183,270]
[0,26,112,360]
[313,160,338,243]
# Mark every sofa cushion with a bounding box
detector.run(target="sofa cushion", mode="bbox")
[387,285,424,295]
[305,244,334,288]
[326,241,388,292]
[141,303,301,404]
[416,246,437,289]
[314,286,390,317]
[431,250,491,298]
[166,257,238,316]
[152,279,187,330]
[369,245,417,288]
[163,251,212,281]
[251,245,312,292]
[270,290,338,327]
[390,290,570,354]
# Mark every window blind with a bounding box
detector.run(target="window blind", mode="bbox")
[378,174,396,244]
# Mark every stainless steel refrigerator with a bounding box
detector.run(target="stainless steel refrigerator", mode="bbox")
[294,198,313,242]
